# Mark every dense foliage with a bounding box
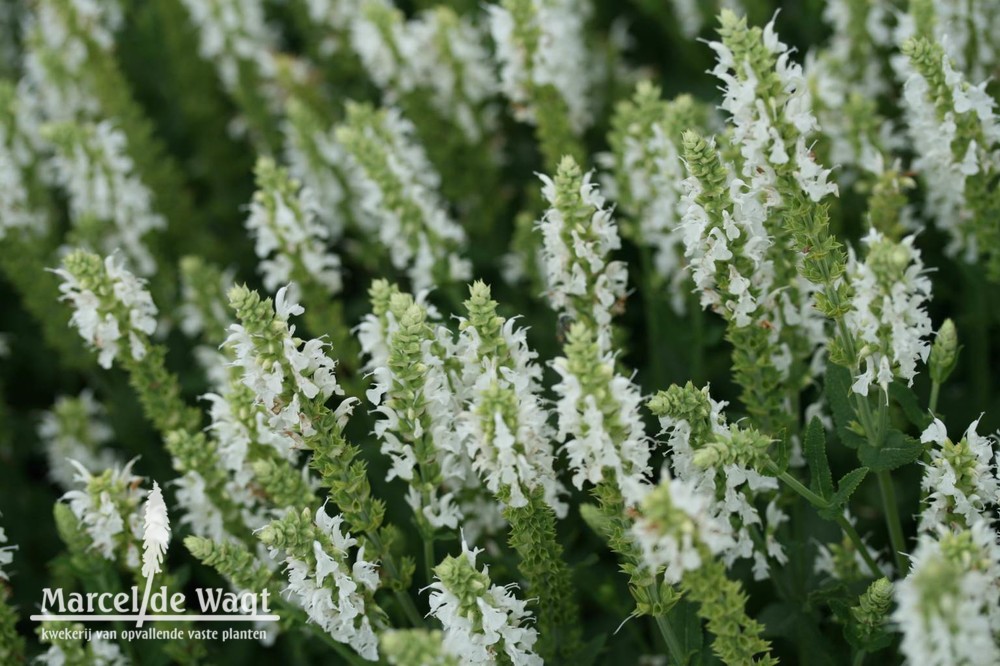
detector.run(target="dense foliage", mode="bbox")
[1,0,1000,664]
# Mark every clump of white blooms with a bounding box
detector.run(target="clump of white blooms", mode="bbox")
[631,473,735,584]
[364,288,472,531]
[488,0,596,134]
[245,157,342,296]
[680,12,835,396]
[405,8,499,143]
[21,0,111,122]
[457,282,567,515]
[537,159,650,505]
[893,521,1000,666]
[845,230,933,398]
[426,537,542,666]
[301,0,360,57]
[45,120,166,276]
[351,3,498,143]
[349,0,404,92]
[336,103,471,292]
[708,10,838,205]
[62,459,144,565]
[896,0,1000,81]
[37,390,118,490]
[282,100,351,242]
[0,82,47,240]
[54,250,158,369]
[176,0,283,116]
[538,156,627,351]
[261,506,380,660]
[552,323,652,507]
[918,418,1000,532]
[652,383,786,579]
[225,285,343,423]
[604,84,702,314]
[897,35,1000,264]
[679,134,774,328]
[805,0,897,179]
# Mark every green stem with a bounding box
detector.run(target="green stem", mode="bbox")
[834,514,881,578]
[423,535,435,589]
[690,289,705,385]
[853,649,866,666]
[770,465,882,577]
[649,590,686,666]
[928,381,941,415]
[876,471,908,575]
[772,467,828,508]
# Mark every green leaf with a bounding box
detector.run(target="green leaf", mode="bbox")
[833,467,869,506]
[825,364,865,449]
[889,381,932,430]
[858,429,925,472]
[668,598,704,666]
[820,467,869,519]
[804,417,835,499]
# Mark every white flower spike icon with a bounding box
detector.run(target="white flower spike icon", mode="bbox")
[137,481,170,627]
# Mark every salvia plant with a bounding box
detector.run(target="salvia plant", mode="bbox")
[2,1,1000,665]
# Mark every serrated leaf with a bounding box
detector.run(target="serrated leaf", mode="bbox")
[889,381,932,430]
[825,364,865,449]
[833,467,869,506]
[858,429,925,472]
[805,417,835,499]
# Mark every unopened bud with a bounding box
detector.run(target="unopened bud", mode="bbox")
[929,319,959,385]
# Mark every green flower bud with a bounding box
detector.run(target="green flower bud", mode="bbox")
[929,319,959,385]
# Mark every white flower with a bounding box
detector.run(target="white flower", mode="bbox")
[173,471,227,542]
[654,386,784,578]
[845,231,933,397]
[365,295,484,533]
[272,506,380,660]
[38,390,118,490]
[426,538,542,666]
[246,160,342,296]
[0,83,48,240]
[609,100,692,313]
[22,1,106,122]
[176,0,287,119]
[47,121,166,276]
[88,636,129,666]
[666,0,704,38]
[488,0,596,134]
[226,286,344,418]
[282,107,349,241]
[918,417,1000,532]
[537,163,628,352]
[62,458,143,561]
[458,361,567,516]
[632,475,734,584]
[338,106,470,292]
[894,522,1000,666]
[552,336,651,507]
[54,252,158,369]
